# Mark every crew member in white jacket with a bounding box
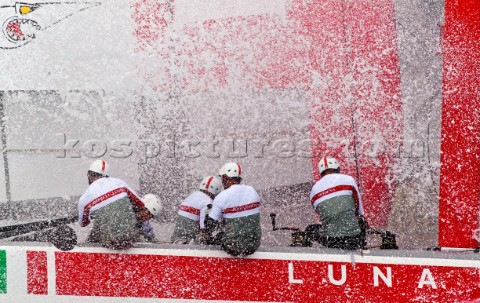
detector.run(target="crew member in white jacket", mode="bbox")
[204,163,262,257]
[171,176,223,243]
[78,160,154,250]
[309,156,367,250]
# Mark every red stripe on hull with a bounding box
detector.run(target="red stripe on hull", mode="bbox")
[55,252,478,302]
[438,0,480,249]
[27,251,48,295]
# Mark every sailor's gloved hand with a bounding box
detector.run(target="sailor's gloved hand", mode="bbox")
[357,215,369,249]
[198,229,214,245]
[135,207,153,223]
[358,215,369,233]
[203,215,217,233]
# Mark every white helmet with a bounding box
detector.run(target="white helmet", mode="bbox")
[199,176,223,195]
[318,156,340,174]
[143,193,162,217]
[218,162,242,178]
[89,159,110,176]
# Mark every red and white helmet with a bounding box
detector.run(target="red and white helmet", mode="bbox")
[199,176,223,195]
[89,159,110,176]
[218,162,242,178]
[143,193,162,217]
[318,156,340,174]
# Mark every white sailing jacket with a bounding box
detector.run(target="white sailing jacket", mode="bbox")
[77,177,145,227]
[209,184,261,221]
[177,190,213,222]
[309,173,364,216]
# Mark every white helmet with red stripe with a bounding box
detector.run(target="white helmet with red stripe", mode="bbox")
[318,156,340,174]
[89,159,110,177]
[218,162,242,179]
[142,193,162,217]
[199,176,223,195]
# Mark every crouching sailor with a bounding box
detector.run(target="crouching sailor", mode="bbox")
[309,156,366,250]
[78,160,153,250]
[171,176,223,244]
[204,163,262,257]
[140,193,162,242]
